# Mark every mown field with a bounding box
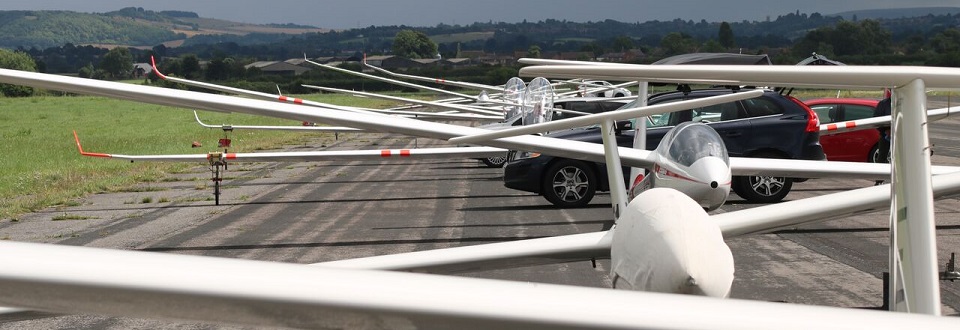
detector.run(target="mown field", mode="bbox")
[0,92,404,220]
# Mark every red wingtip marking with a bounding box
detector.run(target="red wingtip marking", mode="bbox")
[150,56,167,80]
[381,150,391,157]
[73,130,83,153]
[73,131,110,158]
[400,149,411,157]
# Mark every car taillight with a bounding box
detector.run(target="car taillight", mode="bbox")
[788,96,820,133]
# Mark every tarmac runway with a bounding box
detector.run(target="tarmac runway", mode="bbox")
[2,99,959,328]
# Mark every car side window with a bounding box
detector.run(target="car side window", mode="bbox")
[810,104,838,124]
[600,101,628,111]
[741,97,784,118]
[645,98,684,128]
[574,102,603,114]
[845,105,876,121]
[691,103,726,123]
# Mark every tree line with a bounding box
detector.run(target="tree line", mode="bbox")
[2,14,960,97]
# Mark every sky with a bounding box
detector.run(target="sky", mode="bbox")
[3,0,959,29]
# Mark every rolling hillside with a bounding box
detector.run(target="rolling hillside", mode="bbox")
[0,7,327,49]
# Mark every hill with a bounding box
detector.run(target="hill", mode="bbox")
[0,7,328,49]
[831,7,960,20]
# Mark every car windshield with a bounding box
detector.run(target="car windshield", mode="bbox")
[657,122,729,167]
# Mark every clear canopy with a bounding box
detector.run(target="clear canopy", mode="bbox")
[657,122,728,167]
[522,77,555,126]
[502,77,525,120]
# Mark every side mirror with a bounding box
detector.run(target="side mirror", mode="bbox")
[614,120,632,134]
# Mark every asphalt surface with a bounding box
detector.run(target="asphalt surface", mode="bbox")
[2,99,960,328]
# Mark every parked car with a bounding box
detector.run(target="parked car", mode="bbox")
[581,80,632,98]
[503,88,826,207]
[805,98,883,163]
[551,97,631,120]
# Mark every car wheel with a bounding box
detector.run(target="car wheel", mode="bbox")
[481,153,507,168]
[541,159,597,207]
[614,93,625,97]
[731,153,792,203]
[868,143,882,163]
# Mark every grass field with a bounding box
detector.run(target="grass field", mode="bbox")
[0,92,406,220]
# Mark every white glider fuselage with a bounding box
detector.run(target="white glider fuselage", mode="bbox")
[630,122,732,211]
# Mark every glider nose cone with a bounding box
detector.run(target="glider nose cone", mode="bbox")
[690,157,731,210]
[611,188,734,298]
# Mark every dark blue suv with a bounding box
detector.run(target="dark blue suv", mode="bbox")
[503,88,825,207]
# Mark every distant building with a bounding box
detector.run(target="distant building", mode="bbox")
[440,58,472,67]
[363,55,423,71]
[132,63,152,78]
[244,61,312,76]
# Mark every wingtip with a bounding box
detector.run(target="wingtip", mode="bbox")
[150,56,167,80]
[73,130,83,154]
[72,131,110,158]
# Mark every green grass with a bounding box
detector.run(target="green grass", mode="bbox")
[0,92,397,219]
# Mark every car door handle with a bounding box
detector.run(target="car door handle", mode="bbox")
[723,131,743,137]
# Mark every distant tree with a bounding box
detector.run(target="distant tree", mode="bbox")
[204,57,230,81]
[930,28,960,54]
[792,19,891,57]
[612,36,635,52]
[0,49,37,96]
[702,39,725,53]
[392,29,438,59]
[527,45,541,58]
[718,22,735,48]
[98,47,133,79]
[581,42,605,57]
[78,63,95,78]
[180,54,202,79]
[660,32,697,56]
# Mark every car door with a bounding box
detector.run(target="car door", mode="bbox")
[696,101,751,157]
[812,103,880,161]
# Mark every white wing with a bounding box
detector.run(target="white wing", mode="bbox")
[518,63,960,89]
[362,57,504,92]
[193,111,365,132]
[302,84,503,117]
[1,240,958,330]
[315,170,960,273]
[74,132,505,162]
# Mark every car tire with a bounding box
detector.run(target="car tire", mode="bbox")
[868,143,882,163]
[481,153,507,168]
[614,93,625,97]
[541,159,597,207]
[731,153,792,203]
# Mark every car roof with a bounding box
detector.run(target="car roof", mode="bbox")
[648,87,771,100]
[803,98,880,107]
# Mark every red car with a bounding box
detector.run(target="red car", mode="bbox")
[805,98,883,162]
